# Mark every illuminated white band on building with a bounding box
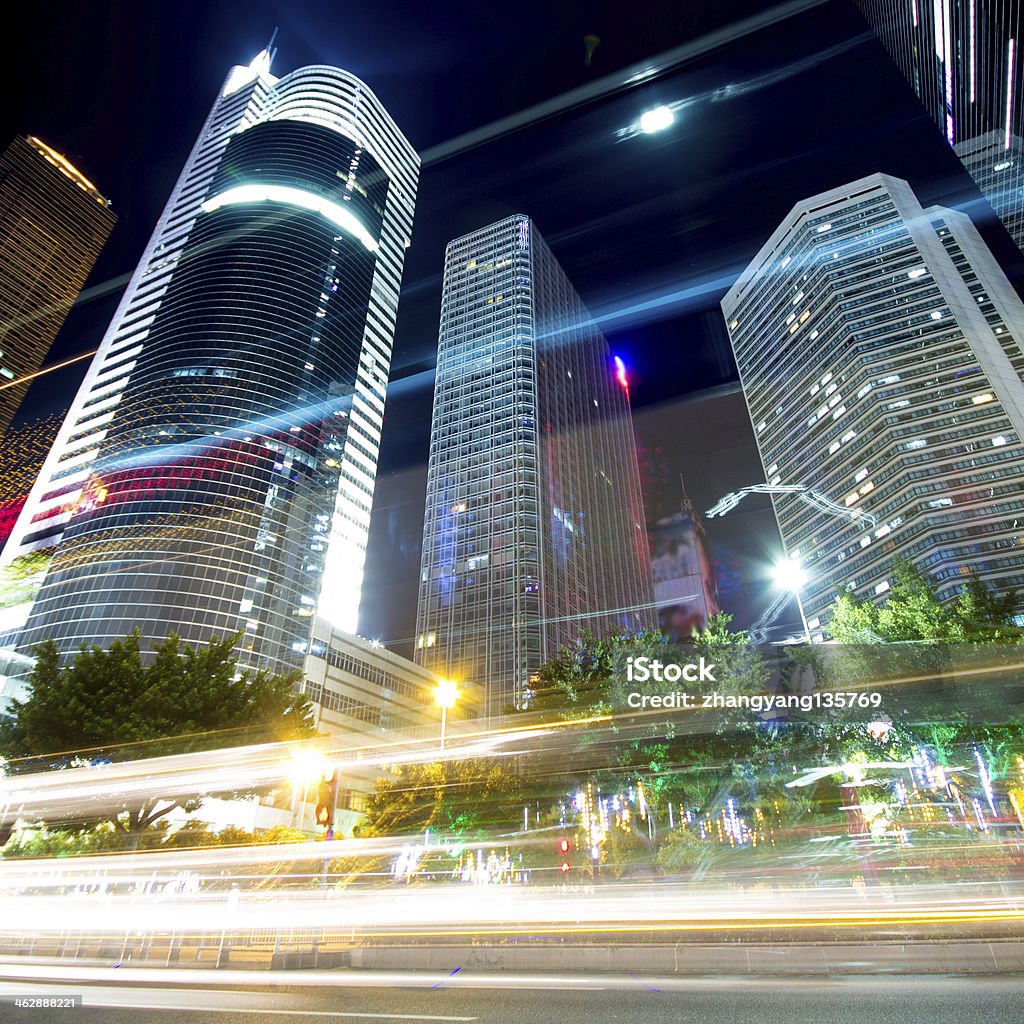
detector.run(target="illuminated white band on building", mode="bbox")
[201,184,379,252]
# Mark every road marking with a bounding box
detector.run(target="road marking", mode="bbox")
[83,1004,477,1022]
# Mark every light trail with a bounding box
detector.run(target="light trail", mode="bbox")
[0,349,98,393]
[0,880,1019,940]
[2,643,1019,829]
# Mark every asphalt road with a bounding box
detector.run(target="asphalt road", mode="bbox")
[1,972,1022,1024]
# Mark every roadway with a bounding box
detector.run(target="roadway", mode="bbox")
[1,971,1022,1024]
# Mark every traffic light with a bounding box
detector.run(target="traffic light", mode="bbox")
[315,769,338,832]
[558,836,571,874]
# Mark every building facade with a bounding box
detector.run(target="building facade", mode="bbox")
[9,52,419,677]
[416,216,654,717]
[649,485,721,642]
[857,0,1024,252]
[302,618,476,824]
[723,173,1024,634]
[0,136,115,436]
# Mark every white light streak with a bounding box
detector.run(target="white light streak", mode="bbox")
[1006,39,1016,150]
[969,0,976,101]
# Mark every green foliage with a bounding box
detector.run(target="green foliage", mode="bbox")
[0,630,315,845]
[0,549,53,611]
[1,631,314,768]
[359,758,525,840]
[529,628,666,715]
[654,827,708,872]
[827,559,1021,643]
[1,820,307,859]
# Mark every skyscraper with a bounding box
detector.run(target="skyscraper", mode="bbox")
[416,216,654,717]
[857,1,1024,251]
[9,52,419,677]
[723,173,1024,635]
[0,136,115,436]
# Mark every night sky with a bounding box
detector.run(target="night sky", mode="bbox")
[8,0,1024,652]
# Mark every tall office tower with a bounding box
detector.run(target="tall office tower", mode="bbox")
[9,52,419,677]
[0,136,115,436]
[857,1,1024,251]
[415,216,655,717]
[0,412,63,552]
[723,173,1024,636]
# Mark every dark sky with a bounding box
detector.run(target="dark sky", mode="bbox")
[9,0,1024,650]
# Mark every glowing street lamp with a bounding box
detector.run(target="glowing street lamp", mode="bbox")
[435,679,459,751]
[771,555,812,644]
[639,105,674,134]
[287,746,329,829]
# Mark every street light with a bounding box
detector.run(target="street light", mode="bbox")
[771,555,812,644]
[287,746,329,829]
[435,679,458,751]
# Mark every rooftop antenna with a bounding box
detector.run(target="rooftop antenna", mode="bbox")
[679,472,694,515]
[266,26,279,67]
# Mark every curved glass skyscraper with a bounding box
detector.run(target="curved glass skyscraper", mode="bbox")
[10,54,419,676]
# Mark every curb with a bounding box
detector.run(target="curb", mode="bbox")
[345,940,1024,974]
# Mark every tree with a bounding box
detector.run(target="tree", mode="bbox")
[827,559,1022,643]
[0,631,315,848]
[358,757,525,840]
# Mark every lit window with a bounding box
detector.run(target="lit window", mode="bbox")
[907,267,927,279]
[972,393,995,405]
[875,581,890,595]
[993,436,1008,447]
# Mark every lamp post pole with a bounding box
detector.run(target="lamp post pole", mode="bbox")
[435,680,458,753]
